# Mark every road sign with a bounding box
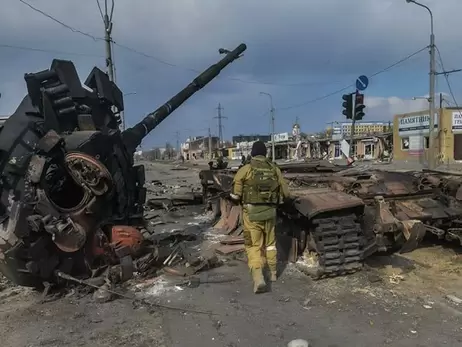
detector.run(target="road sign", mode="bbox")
[356,75,369,91]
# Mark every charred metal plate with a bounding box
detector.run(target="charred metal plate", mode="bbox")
[200,170,234,191]
[293,190,364,219]
[37,129,63,152]
[383,181,411,195]
[395,201,433,219]
[399,220,426,254]
[226,205,242,234]
[28,155,46,183]
[77,114,96,130]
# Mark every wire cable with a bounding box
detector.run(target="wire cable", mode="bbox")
[435,45,461,116]
[278,46,429,111]
[95,0,104,22]
[18,0,104,41]
[17,0,343,88]
[16,0,430,95]
[112,42,344,87]
[0,43,104,57]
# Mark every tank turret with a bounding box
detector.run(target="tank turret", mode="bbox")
[0,43,246,287]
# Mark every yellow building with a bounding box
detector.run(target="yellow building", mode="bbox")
[393,107,462,163]
[340,122,390,136]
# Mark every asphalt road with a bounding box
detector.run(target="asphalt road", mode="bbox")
[0,161,461,347]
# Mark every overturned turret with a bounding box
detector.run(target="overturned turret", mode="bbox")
[0,43,247,287]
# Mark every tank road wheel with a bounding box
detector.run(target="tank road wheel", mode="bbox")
[310,213,364,279]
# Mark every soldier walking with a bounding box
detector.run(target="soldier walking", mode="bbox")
[229,141,290,293]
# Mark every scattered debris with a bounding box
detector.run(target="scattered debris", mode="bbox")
[389,273,404,284]
[220,236,245,245]
[446,294,462,305]
[57,270,213,314]
[216,244,245,255]
[287,339,309,347]
[171,165,189,171]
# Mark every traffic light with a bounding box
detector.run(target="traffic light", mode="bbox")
[342,93,353,119]
[355,93,366,120]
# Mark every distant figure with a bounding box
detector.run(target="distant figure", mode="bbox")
[230,141,290,294]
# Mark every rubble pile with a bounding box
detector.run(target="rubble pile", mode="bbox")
[95,177,230,300]
[0,274,9,292]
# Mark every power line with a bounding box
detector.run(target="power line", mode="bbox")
[93,40,346,87]
[95,0,104,22]
[17,0,342,89]
[278,46,429,111]
[18,0,104,42]
[435,45,461,114]
[15,0,433,96]
[0,43,104,57]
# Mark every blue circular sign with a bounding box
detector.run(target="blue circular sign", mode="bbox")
[356,75,369,91]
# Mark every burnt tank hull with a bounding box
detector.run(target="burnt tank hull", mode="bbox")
[199,161,462,279]
[0,44,247,287]
[199,165,373,279]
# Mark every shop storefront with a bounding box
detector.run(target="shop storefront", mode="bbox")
[393,108,462,163]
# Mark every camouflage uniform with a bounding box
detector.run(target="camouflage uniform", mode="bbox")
[231,155,289,293]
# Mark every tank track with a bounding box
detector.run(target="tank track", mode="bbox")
[310,213,364,279]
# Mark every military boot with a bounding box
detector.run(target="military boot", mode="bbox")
[251,268,266,294]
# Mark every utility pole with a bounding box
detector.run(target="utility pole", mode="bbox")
[214,103,227,147]
[97,1,121,129]
[349,115,357,159]
[270,106,275,161]
[429,20,436,170]
[405,0,435,168]
[208,127,212,159]
[97,0,115,81]
[175,131,180,159]
[260,92,275,162]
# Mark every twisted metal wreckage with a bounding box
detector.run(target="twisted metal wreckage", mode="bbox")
[1,41,461,289]
[0,43,247,288]
[201,161,462,279]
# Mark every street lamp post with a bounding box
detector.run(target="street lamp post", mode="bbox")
[121,92,137,131]
[406,0,436,169]
[260,92,275,162]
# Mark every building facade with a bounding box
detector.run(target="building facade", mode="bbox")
[393,107,462,163]
[340,121,390,137]
[181,136,220,160]
[232,134,271,144]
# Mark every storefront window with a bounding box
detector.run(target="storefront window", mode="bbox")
[401,137,410,150]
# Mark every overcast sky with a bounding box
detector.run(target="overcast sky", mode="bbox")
[1,0,461,148]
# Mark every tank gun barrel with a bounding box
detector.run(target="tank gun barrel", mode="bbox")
[122,43,247,151]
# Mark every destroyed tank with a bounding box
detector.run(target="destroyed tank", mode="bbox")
[200,161,373,279]
[200,160,462,279]
[322,168,462,250]
[0,43,247,287]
